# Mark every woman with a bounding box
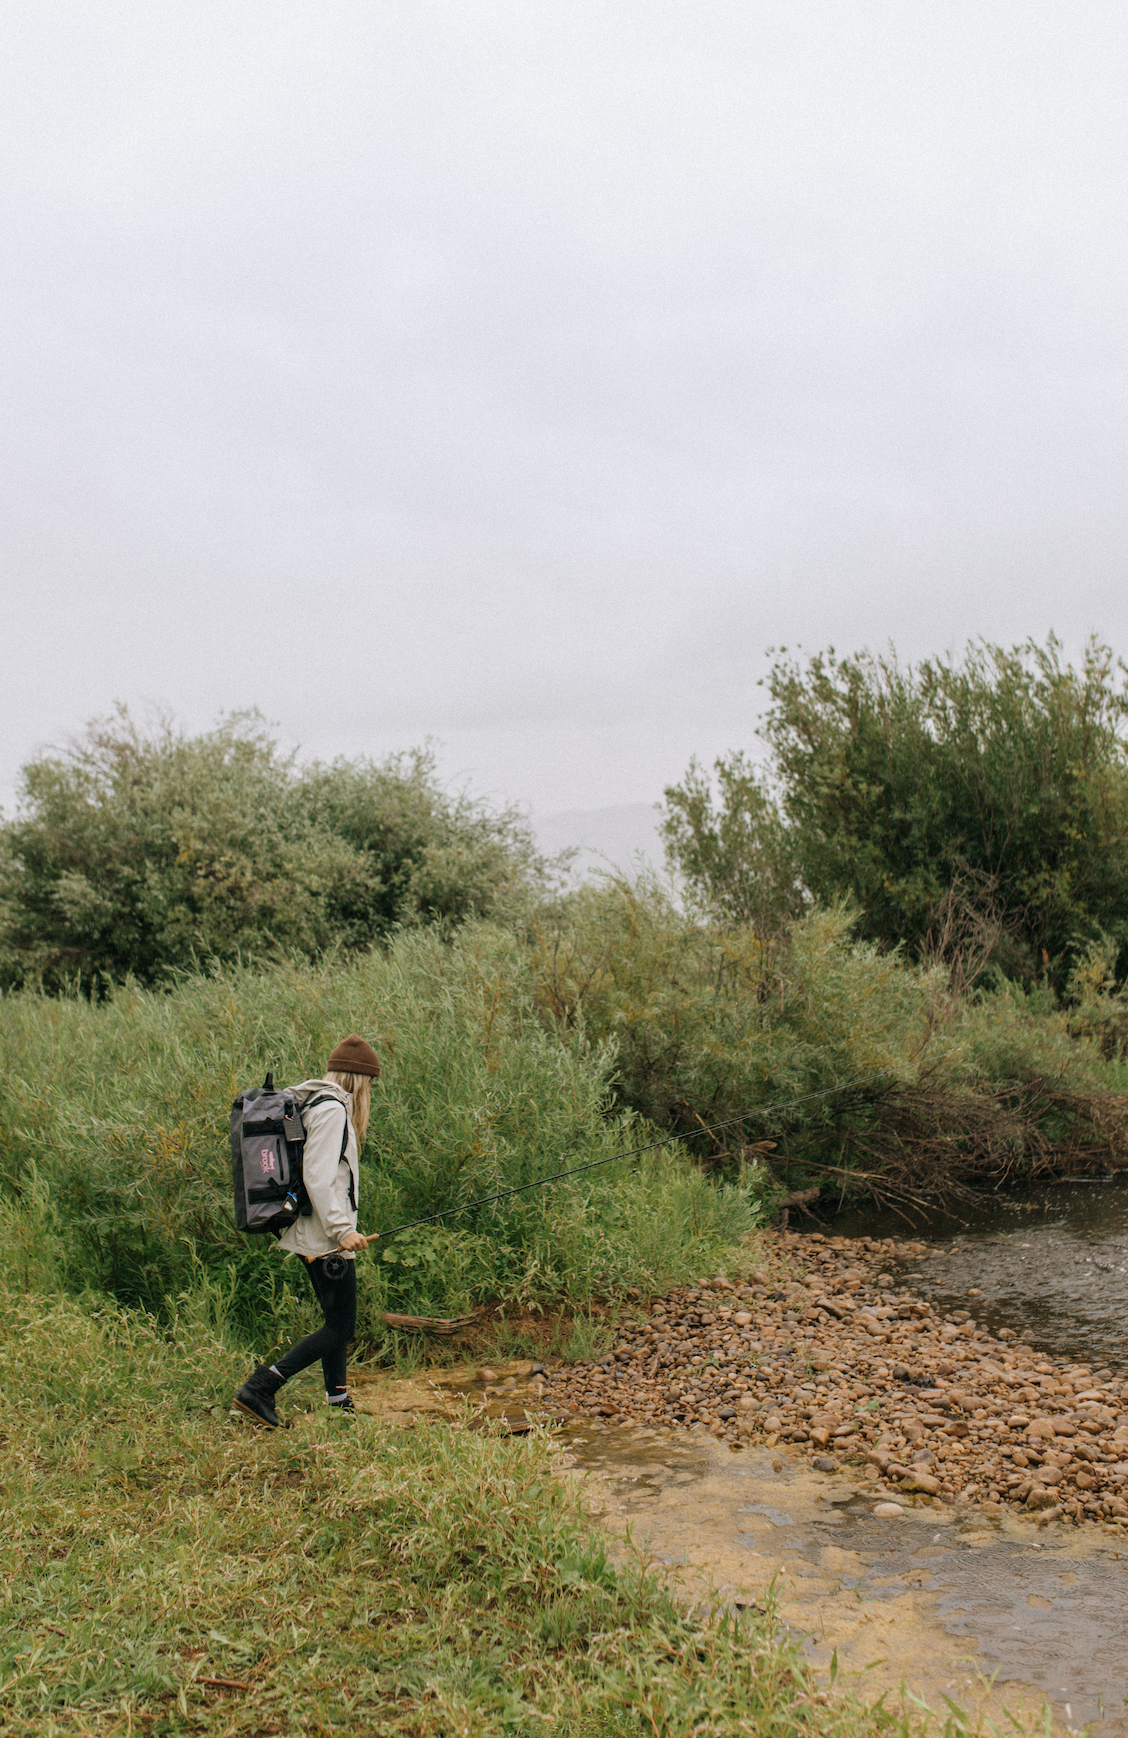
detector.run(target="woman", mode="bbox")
[234,1033,381,1428]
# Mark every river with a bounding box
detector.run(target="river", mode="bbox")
[833,1175,1128,1370]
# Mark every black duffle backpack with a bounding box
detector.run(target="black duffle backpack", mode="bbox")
[230,1072,315,1236]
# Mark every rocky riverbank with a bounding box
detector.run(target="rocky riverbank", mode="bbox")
[541,1230,1128,1524]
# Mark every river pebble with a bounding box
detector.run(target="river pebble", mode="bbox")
[541,1230,1128,1524]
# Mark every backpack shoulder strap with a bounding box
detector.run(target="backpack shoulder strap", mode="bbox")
[304,1094,350,1151]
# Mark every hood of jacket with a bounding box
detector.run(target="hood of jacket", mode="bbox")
[291,1078,352,1110]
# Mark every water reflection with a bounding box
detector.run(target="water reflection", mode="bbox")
[834,1177,1128,1369]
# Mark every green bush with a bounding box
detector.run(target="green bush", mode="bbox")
[659,749,802,930]
[0,709,543,992]
[1065,937,1128,1062]
[530,880,1128,1194]
[533,880,927,1139]
[662,635,1128,985]
[949,974,1110,1089]
[0,924,760,1349]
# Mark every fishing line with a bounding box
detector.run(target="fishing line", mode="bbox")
[374,1074,877,1241]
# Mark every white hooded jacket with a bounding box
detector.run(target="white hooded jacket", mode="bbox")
[277,1078,360,1261]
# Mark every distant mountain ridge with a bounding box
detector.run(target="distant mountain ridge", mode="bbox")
[534,802,664,881]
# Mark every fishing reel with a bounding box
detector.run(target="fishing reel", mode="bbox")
[322,1251,349,1281]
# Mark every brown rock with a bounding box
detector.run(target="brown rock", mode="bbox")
[900,1469,941,1494]
[542,1238,1115,1526]
[1025,1487,1059,1510]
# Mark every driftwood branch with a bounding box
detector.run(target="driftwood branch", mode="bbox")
[777,1184,821,1209]
[757,1076,1128,1227]
[382,1310,477,1338]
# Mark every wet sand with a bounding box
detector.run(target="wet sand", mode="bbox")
[350,1361,1128,1734]
[566,1422,1128,1737]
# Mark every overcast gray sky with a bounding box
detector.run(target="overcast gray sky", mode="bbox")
[2,3,1126,818]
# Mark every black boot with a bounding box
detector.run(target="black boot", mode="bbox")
[234,1365,287,1429]
[327,1389,356,1415]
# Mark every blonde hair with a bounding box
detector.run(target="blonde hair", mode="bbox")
[325,1070,371,1147]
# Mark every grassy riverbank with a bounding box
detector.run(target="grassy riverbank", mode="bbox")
[0,926,759,1342]
[0,1279,952,1738]
[5,911,1127,1358]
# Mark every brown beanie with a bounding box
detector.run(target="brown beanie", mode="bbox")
[326,1034,381,1078]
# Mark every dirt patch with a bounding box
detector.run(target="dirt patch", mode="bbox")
[350,1358,542,1432]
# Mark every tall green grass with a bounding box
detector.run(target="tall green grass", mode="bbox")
[533,887,946,1134]
[0,925,759,1351]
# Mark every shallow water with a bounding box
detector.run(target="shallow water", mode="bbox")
[834,1176,1128,1369]
[353,1308,1128,1725]
[564,1423,1128,1734]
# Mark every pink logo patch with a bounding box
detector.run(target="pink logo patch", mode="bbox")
[260,1149,278,1175]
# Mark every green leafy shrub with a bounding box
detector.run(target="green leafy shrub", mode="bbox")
[1065,938,1128,1061]
[660,749,802,929]
[0,709,543,992]
[662,635,1128,985]
[533,880,926,1138]
[531,880,1128,1197]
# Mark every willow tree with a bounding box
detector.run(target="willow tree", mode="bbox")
[662,636,1128,984]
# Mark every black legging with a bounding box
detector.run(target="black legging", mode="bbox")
[271,1257,357,1393]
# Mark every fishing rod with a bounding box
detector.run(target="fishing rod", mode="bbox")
[368,1074,877,1242]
